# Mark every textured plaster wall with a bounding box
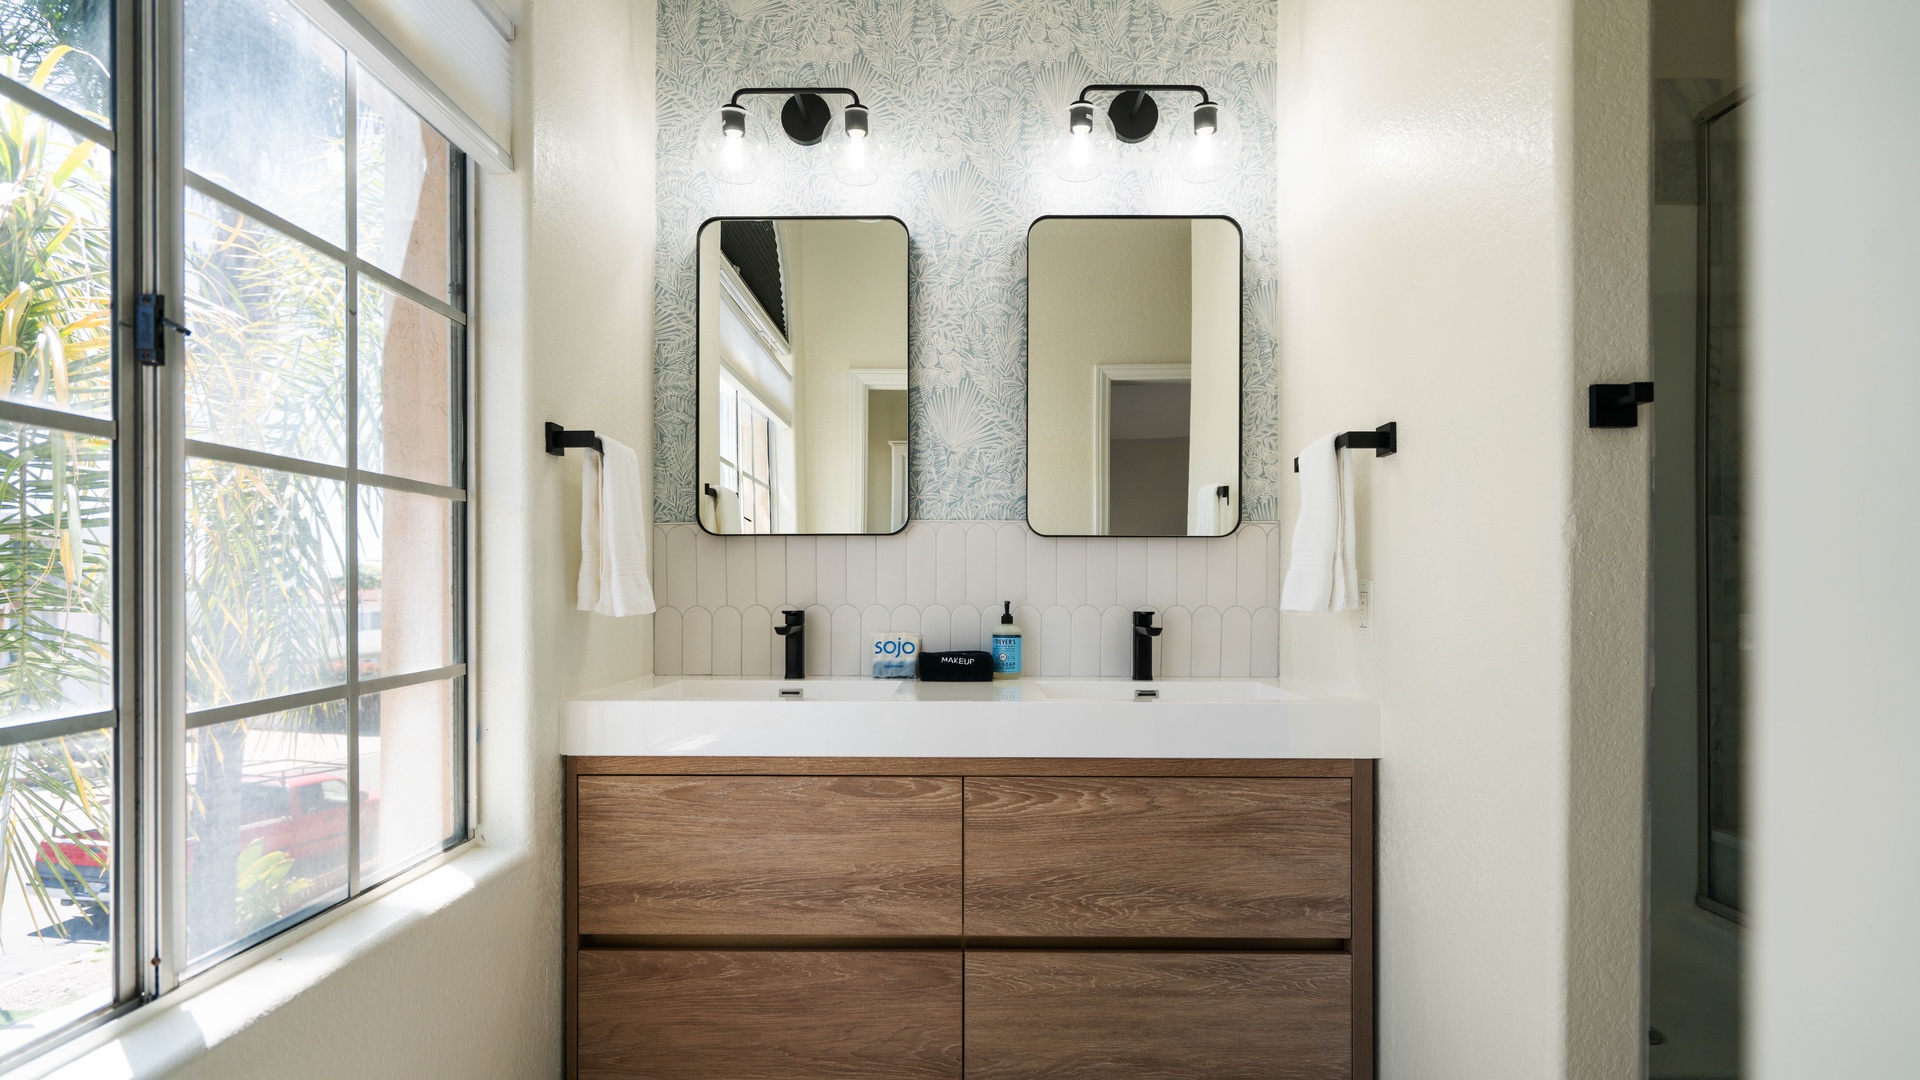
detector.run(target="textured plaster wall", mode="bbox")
[652,0,1282,525]
[153,0,657,1072]
[1272,0,1649,1076]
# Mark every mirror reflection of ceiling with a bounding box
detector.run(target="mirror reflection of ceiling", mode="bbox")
[719,219,786,337]
[697,218,909,536]
[1027,217,1241,538]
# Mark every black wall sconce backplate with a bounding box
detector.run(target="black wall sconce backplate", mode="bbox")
[780,93,832,145]
[1109,90,1159,143]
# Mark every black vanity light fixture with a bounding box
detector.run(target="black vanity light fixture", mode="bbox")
[1066,83,1218,143]
[1055,83,1231,184]
[719,86,866,146]
[707,87,879,186]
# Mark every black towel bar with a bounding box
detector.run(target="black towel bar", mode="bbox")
[1588,382,1654,428]
[545,422,603,456]
[1293,422,1397,472]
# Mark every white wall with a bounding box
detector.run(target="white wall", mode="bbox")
[1749,2,1920,1076]
[152,0,657,1072]
[1272,0,1649,1076]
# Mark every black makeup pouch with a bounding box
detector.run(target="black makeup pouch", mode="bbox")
[917,650,994,682]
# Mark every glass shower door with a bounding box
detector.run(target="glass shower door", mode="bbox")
[1698,94,1747,918]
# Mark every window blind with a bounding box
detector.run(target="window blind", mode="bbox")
[294,0,514,171]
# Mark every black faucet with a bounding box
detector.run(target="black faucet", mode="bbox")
[775,609,806,679]
[1132,610,1162,681]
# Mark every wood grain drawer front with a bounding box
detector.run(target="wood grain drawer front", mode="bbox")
[576,775,962,936]
[964,951,1351,1080]
[963,777,1351,938]
[578,950,962,1079]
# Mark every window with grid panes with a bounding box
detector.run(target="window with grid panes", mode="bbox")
[0,0,472,1059]
[717,375,780,533]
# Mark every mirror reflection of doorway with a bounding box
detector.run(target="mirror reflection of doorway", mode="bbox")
[849,372,908,534]
[1106,379,1191,535]
[859,386,908,533]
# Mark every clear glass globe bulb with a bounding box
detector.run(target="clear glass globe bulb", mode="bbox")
[700,126,763,185]
[1051,128,1108,183]
[1177,105,1237,185]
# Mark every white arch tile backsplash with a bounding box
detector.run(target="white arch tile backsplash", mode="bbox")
[653,522,1284,678]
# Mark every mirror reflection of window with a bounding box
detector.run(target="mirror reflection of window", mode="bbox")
[697,218,909,535]
[1026,217,1241,537]
[716,376,784,533]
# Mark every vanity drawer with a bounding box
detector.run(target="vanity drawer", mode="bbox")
[963,777,1351,938]
[578,949,962,1079]
[963,951,1350,1079]
[576,775,962,936]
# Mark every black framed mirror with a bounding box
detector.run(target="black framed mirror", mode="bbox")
[695,216,910,535]
[1025,215,1242,537]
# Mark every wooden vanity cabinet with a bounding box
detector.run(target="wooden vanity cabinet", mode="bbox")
[566,757,1375,1080]
[576,774,963,937]
[577,949,962,1079]
[963,775,1353,939]
[965,951,1351,1080]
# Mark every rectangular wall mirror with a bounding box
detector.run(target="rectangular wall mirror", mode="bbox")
[1026,216,1242,537]
[697,217,909,534]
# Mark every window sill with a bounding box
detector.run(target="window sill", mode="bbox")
[16,841,525,1080]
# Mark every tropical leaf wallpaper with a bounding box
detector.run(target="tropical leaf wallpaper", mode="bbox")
[654,0,1280,524]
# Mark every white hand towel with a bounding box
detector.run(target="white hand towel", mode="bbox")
[577,437,656,617]
[1281,433,1359,613]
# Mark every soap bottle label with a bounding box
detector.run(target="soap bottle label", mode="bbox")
[991,634,1021,674]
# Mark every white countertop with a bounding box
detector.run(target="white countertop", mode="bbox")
[561,676,1379,759]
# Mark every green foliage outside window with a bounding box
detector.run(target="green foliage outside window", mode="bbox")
[2,26,357,959]
[1,41,117,945]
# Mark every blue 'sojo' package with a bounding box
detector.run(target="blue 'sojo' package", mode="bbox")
[868,633,920,678]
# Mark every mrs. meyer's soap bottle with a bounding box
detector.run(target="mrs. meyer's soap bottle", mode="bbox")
[992,601,1023,680]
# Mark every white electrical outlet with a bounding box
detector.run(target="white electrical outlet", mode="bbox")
[1357,581,1374,642]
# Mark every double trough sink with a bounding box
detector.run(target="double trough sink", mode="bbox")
[562,677,1380,760]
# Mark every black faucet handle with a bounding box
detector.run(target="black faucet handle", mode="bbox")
[781,609,805,626]
[1132,610,1163,636]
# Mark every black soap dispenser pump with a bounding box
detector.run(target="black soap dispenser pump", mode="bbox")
[991,602,1023,680]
